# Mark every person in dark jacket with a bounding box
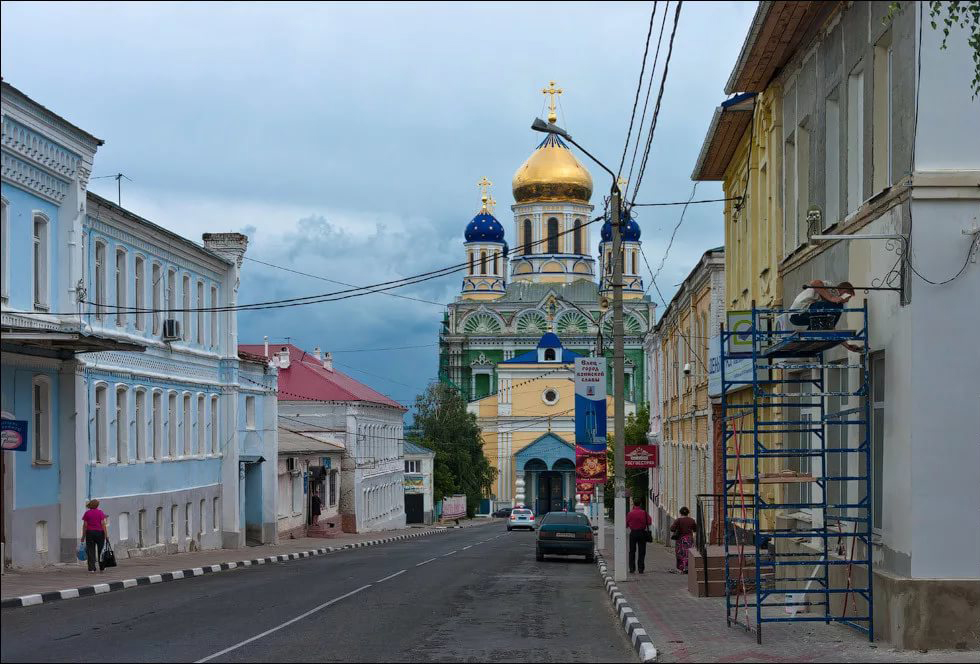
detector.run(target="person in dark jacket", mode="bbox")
[670,507,698,574]
[311,492,322,526]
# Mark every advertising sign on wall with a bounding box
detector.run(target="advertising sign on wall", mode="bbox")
[575,445,607,485]
[0,419,28,452]
[625,445,659,468]
[404,474,424,494]
[441,494,467,519]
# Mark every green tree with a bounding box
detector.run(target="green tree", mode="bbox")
[409,383,497,517]
[603,404,651,512]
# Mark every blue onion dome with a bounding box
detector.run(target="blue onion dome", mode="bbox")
[600,214,641,243]
[464,212,506,243]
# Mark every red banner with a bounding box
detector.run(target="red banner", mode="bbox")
[576,445,607,484]
[625,445,659,468]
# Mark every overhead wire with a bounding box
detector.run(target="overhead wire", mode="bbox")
[618,1,659,178]
[626,1,671,191]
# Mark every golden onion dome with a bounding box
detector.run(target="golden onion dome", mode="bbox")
[512,133,593,204]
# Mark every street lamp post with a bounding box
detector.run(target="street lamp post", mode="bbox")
[532,117,628,582]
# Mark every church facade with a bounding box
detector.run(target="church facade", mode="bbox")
[438,84,655,512]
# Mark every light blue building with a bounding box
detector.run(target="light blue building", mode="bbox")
[2,82,278,569]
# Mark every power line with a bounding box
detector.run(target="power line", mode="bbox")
[632,197,738,207]
[646,180,699,294]
[626,1,671,191]
[618,1,659,178]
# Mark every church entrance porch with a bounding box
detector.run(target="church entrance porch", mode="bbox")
[524,458,575,516]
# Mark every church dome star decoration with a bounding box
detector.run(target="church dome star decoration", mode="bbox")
[511,81,593,204]
[600,215,641,243]
[465,212,505,242]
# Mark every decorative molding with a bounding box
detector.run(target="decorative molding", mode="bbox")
[2,115,80,181]
[1,152,69,204]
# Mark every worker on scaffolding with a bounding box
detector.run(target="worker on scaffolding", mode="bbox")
[785,279,855,330]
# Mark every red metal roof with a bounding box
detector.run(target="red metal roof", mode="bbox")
[238,344,406,411]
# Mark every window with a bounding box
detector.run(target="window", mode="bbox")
[523,219,532,255]
[480,250,487,275]
[138,509,146,548]
[196,281,205,345]
[468,252,473,275]
[197,395,206,456]
[210,396,219,455]
[246,396,256,430]
[873,34,893,192]
[546,217,559,253]
[213,497,220,531]
[825,93,841,228]
[329,471,337,506]
[1,198,8,302]
[35,521,48,553]
[847,68,865,214]
[152,263,162,335]
[168,392,178,458]
[185,502,192,538]
[182,394,192,456]
[166,268,177,321]
[573,219,582,254]
[33,215,48,310]
[135,256,146,331]
[95,385,107,463]
[493,251,498,275]
[31,377,52,464]
[210,286,218,349]
[115,248,127,326]
[199,499,206,537]
[871,353,885,530]
[182,275,191,341]
[783,130,797,253]
[116,386,128,463]
[170,504,178,542]
[119,512,129,541]
[544,348,556,362]
[795,124,810,250]
[156,507,164,544]
[542,388,559,404]
[405,460,421,473]
[135,389,146,461]
[631,250,637,275]
[95,241,107,320]
[151,391,162,460]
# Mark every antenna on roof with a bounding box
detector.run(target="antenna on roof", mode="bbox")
[92,172,133,206]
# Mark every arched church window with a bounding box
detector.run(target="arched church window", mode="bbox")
[480,250,487,275]
[606,252,612,275]
[573,219,582,254]
[468,253,474,275]
[547,218,559,254]
[544,348,556,361]
[493,251,498,275]
[632,250,637,275]
[523,220,532,255]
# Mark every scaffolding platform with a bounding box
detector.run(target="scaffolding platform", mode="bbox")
[720,303,874,645]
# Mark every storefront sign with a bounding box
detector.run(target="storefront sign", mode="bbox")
[1,420,28,452]
[625,445,659,468]
[708,334,757,397]
[404,474,424,494]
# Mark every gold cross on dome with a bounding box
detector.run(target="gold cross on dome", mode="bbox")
[487,196,497,215]
[478,176,493,211]
[542,80,563,123]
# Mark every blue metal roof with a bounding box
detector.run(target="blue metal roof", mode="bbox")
[404,440,435,456]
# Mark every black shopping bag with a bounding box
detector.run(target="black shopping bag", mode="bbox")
[100,539,117,570]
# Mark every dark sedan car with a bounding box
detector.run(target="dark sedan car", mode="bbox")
[492,507,513,518]
[536,512,594,562]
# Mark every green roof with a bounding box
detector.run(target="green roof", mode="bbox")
[404,441,435,456]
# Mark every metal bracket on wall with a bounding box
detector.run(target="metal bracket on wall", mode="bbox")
[809,233,908,302]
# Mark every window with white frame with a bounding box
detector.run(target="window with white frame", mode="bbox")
[156,506,164,544]
[95,385,107,463]
[166,268,177,322]
[196,281,204,345]
[95,241,107,320]
[182,275,191,341]
[847,67,865,214]
[210,285,218,349]
[184,502,192,538]
[197,395,205,456]
[32,376,51,464]
[825,91,841,228]
[170,504,178,542]
[151,263,162,335]
[405,460,421,473]
[151,391,162,460]
[135,389,146,461]
[212,497,220,531]
[795,123,810,250]
[115,386,128,463]
[134,256,145,331]
[115,248,127,327]
[138,509,146,548]
[32,214,48,310]
[182,394,192,456]
[210,396,219,455]
[873,32,893,193]
[1,198,8,302]
[167,392,178,458]
[783,127,797,254]
[199,499,206,537]
[245,396,256,430]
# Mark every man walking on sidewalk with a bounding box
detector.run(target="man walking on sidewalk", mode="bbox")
[627,497,652,574]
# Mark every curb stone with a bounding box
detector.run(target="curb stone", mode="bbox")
[1,527,458,610]
[595,553,658,662]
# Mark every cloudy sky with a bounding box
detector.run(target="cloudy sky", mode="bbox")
[1,0,755,409]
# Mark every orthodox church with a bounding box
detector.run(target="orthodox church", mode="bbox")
[438,83,655,512]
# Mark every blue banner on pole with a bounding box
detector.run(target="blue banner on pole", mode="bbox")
[1,419,28,452]
[574,358,607,445]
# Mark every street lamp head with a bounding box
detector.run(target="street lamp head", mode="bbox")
[531,117,571,140]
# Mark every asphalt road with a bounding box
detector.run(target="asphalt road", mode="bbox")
[1,524,634,663]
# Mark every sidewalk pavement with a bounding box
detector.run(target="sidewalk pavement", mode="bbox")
[2,519,491,604]
[598,534,978,663]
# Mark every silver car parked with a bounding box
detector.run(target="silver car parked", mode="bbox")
[507,508,536,531]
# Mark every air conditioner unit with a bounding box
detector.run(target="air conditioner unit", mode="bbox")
[162,319,182,341]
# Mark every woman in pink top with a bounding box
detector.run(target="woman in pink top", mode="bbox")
[80,499,109,573]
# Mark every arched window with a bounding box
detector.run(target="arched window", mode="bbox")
[33,214,49,310]
[134,388,146,461]
[632,250,638,275]
[95,384,108,463]
[544,348,557,361]
[32,376,51,464]
[523,219,532,255]
[468,252,474,275]
[573,219,582,254]
[547,218,559,253]
[134,256,145,331]
[480,250,487,275]
[94,241,107,320]
[115,248,127,326]
[493,251,498,275]
[606,251,612,275]
[116,386,128,463]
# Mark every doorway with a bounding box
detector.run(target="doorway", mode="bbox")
[405,494,424,524]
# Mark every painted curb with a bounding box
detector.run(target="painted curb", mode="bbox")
[595,554,658,662]
[1,525,476,609]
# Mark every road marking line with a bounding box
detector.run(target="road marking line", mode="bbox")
[415,557,437,567]
[442,551,457,556]
[462,545,472,550]
[195,584,373,663]
[376,570,406,583]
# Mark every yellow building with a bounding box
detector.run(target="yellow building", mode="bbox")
[467,333,633,512]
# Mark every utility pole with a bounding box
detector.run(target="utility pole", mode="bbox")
[611,185,628,582]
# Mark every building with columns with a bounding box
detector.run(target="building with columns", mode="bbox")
[440,83,654,513]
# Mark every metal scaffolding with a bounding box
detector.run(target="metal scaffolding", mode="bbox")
[720,302,874,644]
